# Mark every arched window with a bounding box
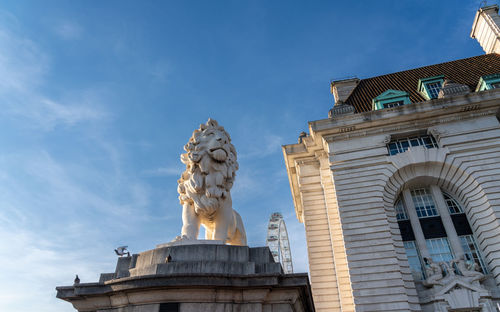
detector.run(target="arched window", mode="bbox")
[395,185,487,280]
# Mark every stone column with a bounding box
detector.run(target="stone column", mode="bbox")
[430,185,465,258]
[402,189,430,259]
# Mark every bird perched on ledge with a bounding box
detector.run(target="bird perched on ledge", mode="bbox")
[114,246,130,257]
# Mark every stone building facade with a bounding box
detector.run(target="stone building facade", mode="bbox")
[283,5,500,312]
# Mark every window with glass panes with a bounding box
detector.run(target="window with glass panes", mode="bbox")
[404,241,424,280]
[426,237,453,262]
[411,188,438,218]
[395,199,408,220]
[394,187,487,280]
[443,192,463,214]
[426,82,442,99]
[477,74,500,91]
[383,101,404,108]
[460,235,487,273]
[387,134,438,155]
[491,82,500,88]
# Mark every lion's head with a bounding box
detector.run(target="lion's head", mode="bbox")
[177,119,238,218]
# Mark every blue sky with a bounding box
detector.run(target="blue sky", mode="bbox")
[0,1,487,311]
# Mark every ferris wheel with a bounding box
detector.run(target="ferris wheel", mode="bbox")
[265,212,293,274]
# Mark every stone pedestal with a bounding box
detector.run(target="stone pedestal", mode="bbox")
[56,244,315,312]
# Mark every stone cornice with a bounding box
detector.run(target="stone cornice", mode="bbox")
[323,109,496,143]
[310,89,500,141]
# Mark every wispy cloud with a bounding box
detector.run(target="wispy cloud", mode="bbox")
[0,148,158,311]
[0,221,114,312]
[7,97,107,130]
[2,151,145,220]
[0,17,158,311]
[149,60,171,82]
[42,98,104,125]
[0,15,106,130]
[53,20,83,40]
[230,167,263,201]
[0,27,47,93]
[239,134,283,159]
[142,164,184,177]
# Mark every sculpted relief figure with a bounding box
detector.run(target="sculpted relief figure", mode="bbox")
[175,119,247,245]
[423,257,444,287]
[452,255,485,283]
[422,256,486,289]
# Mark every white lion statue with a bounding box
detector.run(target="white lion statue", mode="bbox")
[175,118,247,245]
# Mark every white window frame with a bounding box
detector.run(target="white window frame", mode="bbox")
[387,134,438,156]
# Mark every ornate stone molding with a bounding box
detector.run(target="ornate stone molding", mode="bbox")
[419,257,491,312]
[328,103,355,118]
[314,150,328,159]
[323,109,495,142]
[428,127,448,141]
[295,157,320,168]
[313,90,500,130]
[383,135,392,144]
[438,80,471,98]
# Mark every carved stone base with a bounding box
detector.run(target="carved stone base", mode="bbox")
[417,276,496,312]
[56,244,315,312]
[156,239,224,248]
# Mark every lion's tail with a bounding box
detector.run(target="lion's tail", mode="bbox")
[232,210,247,246]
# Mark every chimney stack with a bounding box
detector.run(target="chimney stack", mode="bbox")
[471,4,500,54]
[330,77,359,105]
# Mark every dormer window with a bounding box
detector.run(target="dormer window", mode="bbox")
[425,82,442,98]
[372,89,411,110]
[383,100,404,108]
[418,75,444,100]
[475,73,500,91]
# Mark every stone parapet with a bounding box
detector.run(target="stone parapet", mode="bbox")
[56,244,315,312]
[328,103,355,118]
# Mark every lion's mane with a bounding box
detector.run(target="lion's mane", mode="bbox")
[177,119,238,219]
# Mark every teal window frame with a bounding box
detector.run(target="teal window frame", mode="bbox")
[372,89,411,110]
[417,75,444,100]
[476,73,500,91]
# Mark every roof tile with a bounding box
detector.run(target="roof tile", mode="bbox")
[346,54,500,112]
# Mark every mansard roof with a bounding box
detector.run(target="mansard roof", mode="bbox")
[346,53,500,113]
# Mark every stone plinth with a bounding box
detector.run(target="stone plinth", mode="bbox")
[56,244,315,312]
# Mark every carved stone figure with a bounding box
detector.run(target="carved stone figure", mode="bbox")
[174,118,247,245]
[452,255,485,283]
[423,257,444,287]
[440,261,455,278]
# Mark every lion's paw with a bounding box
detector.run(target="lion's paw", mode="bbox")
[171,235,194,242]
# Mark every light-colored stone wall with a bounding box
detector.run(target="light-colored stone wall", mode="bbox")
[330,78,359,104]
[284,89,500,311]
[296,158,343,311]
[471,5,500,54]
